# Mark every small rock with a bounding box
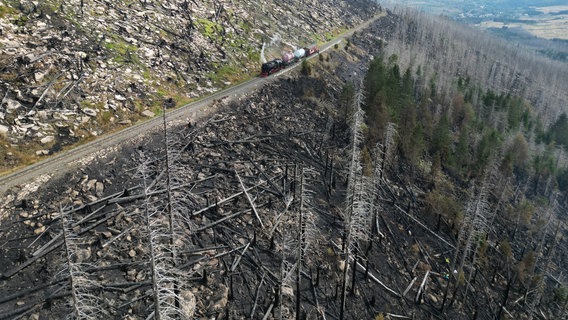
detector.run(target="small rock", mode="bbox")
[83,108,97,117]
[338,259,346,272]
[144,48,156,59]
[34,72,45,83]
[103,100,114,110]
[37,110,48,119]
[208,258,219,267]
[16,300,25,306]
[135,270,146,281]
[6,99,21,111]
[77,248,91,262]
[128,249,136,258]
[86,179,97,190]
[115,94,127,101]
[428,293,438,303]
[117,119,132,125]
[126,269,137,278]
[40,136,54,144]
[102,231,112,238]
[142,110,155,118]
[95,182,104,197]
[281,285,294,297]
[14,125,28,134]
[212,284,228,310]
[35,150,49,156]
[180,291,196,318]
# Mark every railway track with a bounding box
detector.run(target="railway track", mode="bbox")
[0,76,262,196]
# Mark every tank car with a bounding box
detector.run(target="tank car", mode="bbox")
[294,48,306,60]
[282,51,295,65]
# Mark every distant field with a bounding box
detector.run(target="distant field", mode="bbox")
[477,5,568,40]
[392,0,568,40]
[478,13,568,40]
[534,5,568,14]
[384,0,568,62]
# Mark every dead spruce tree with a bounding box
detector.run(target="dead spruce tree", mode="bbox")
[340,87,374,320]
[295,167,315,320]
[375,122,398,181]
[276,167,318,320]
[526,193,561,320]
[441,169,491,311]
[372,122,397,238]
[137,148,195,320]
[59,205,104,319]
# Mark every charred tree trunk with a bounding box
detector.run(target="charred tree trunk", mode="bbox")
[495,273,517,320]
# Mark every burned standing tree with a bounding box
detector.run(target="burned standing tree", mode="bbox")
[441,168,491,311]
[526,193,561,320]
[59,205,104,319]
[274,167,318,320]
[339,87,374,320]
[370,122,397,244]
[137,147,195,319]
[376,122,398,182]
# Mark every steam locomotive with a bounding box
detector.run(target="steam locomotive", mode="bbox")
[260,45,319,77]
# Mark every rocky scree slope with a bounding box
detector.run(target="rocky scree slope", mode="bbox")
[0,0,377,172]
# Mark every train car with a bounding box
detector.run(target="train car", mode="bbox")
[259,44,318,77]
[282,51,295,65]
[304,44,319,56]
[294,48,306,60]
[260,59,283,77]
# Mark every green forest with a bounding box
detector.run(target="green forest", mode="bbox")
[360,54,568,191]
[346,53,568,317]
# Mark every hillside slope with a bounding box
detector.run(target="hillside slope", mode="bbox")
[1,7,568,319]
[0,0,377,172]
